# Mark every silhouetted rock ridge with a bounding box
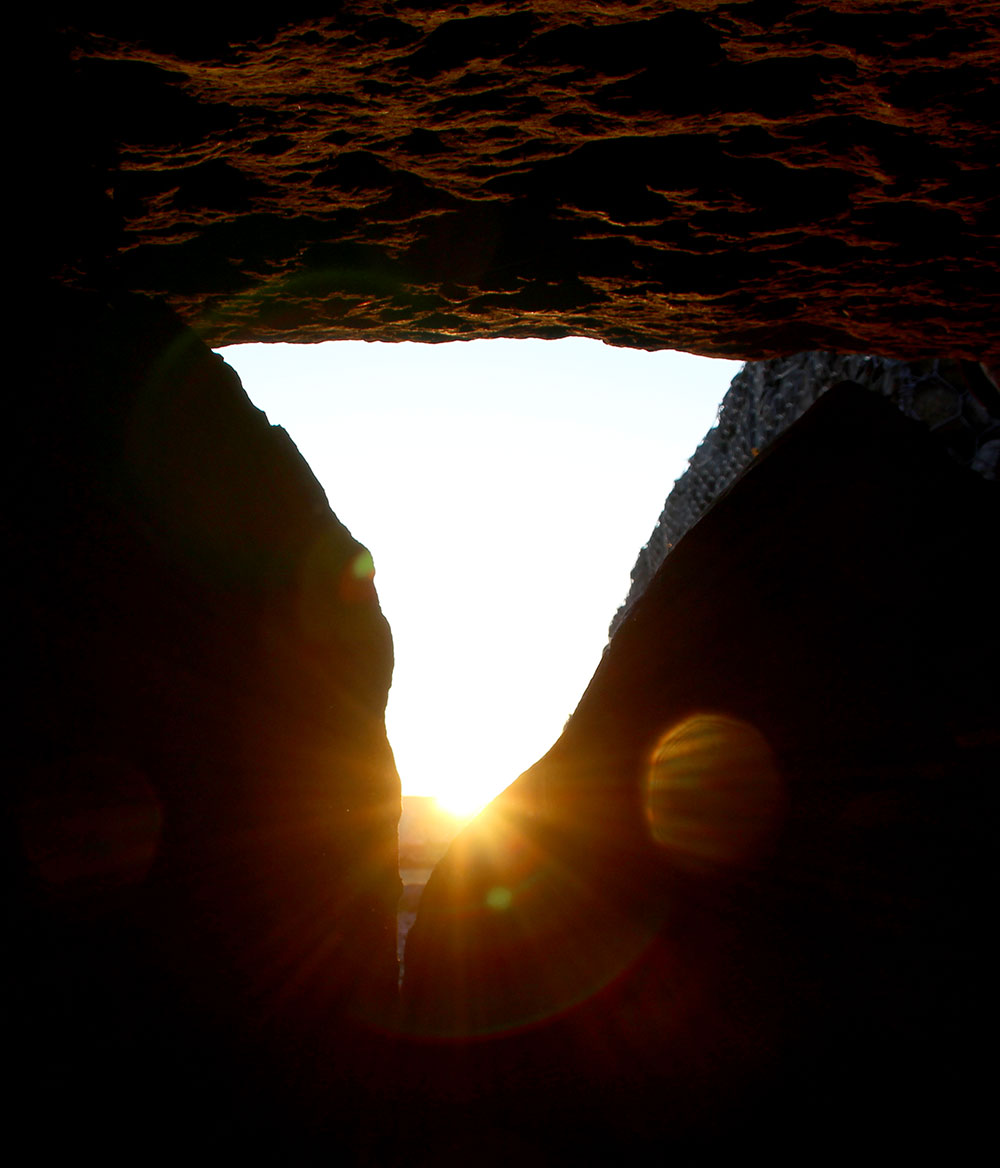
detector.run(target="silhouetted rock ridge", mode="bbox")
[611,353,1000,634]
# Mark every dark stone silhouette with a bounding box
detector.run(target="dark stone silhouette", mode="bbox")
[9,294,400,1156]
[16,8,999,1162]
[403,386,997,1161]
[612,353,1000,634]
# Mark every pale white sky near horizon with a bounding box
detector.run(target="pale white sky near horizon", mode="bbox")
[218,338,742,816]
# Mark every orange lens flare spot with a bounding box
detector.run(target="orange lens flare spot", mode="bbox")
[645,714,783,871]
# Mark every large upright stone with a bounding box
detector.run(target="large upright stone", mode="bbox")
[9,295,401,1155]
[402,385,997,1161]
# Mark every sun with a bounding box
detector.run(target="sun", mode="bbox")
[433,780,493,822]
[384,685,523,823]
[222,339,739,850]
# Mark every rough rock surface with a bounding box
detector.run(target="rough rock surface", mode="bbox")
[612,353,1000,633]
[10,295,401,1156]
[403,385,997,1160]
[18,6,1000,1161]
[43,3,1000,359]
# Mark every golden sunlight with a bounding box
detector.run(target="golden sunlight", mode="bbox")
[432,783,490,822]
[390,725,512,821]
[219,339,741,822]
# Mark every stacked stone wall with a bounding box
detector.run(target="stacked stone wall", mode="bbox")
[610,354,1000,637]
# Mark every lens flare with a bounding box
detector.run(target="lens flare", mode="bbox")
[349,548,375,580]
[485,885,513,911]
[645,714,783,871]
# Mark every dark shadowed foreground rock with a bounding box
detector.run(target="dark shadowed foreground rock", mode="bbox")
[40,3,1000,360]
[402,385,997,1161]
[19,6,1000,1160]
[8,295,400,1156]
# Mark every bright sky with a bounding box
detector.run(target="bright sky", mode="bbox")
[218,339,741,817]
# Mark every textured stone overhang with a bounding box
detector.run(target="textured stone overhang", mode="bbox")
[47,2,999,359]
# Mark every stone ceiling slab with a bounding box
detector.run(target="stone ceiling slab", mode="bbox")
[45,3,1000,359]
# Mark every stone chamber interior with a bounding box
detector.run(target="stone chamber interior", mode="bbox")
[13,7,998,1162]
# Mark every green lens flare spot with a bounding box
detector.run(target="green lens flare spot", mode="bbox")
[350,549,375,579]
[485,885,513,911]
